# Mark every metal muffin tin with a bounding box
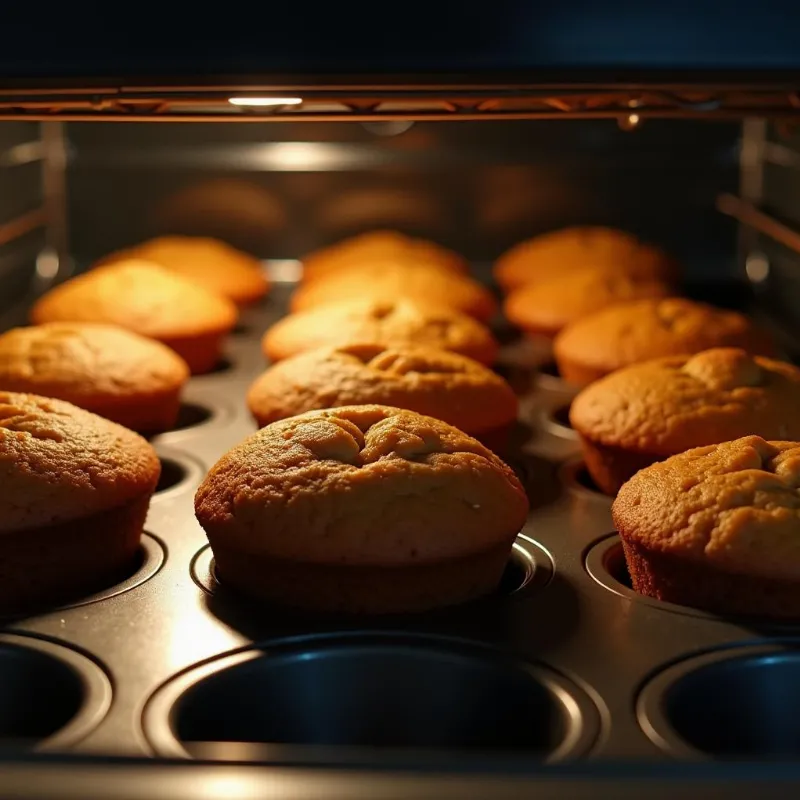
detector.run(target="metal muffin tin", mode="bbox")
[0,282,797,767]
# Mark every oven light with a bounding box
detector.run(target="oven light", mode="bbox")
[228,97,303,107]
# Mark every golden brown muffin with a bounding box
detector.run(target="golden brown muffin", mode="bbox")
[571,349,800,494]
[494,226,679,291]
[30,260,238,375]
[246,344,518,446]
[504,271,673,338]
[151,178,288,247]
[194,405,529,613]
[0,323,190,434]
[97,236,269,306]
[290,262,498,322]
[0,392,160,613]
[553,298,774,386]
[262,299,499,365]
[315,187,447,237]
[612,436,800,618]
[302,230,467,282]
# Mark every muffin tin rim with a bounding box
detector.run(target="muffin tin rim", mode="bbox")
[0,632,112,751]
[188,533,554,601]
[150,448,207,501]
[540,401,578,441]
[585,533,800,630]
[141,630,601,763]
[636,641,800,759]
[558,458,612,503]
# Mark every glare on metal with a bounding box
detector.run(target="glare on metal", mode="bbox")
[228,97,303,107]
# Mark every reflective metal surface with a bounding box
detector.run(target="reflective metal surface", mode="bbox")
[639,646,800,759]
[144,633,598,762]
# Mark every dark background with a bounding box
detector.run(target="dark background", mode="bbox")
[3,3,800,79]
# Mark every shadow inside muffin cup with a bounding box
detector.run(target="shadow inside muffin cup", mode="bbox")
[540,401,576,440]
[155,458,191,494]
[172,402,215,432]
[196,356,235,376]
[0,634,110,751]
[638,644,800,759]
[560,459,609,501]
[143,633,597,762]
[534,361,578,394]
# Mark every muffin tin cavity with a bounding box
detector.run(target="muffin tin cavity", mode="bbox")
[172,402,215,432]
[535,362,577,394]
[586,534,800,627]
[560,459,609,501]
[155,458,190,494]
[0,634,110,750]
[144,634,597,761]
[190,535,552,603]
[202,356,235,376]
[638,645,800,759]
[542,401,577,440]
[54,533,166,612]
[153,451,204,497]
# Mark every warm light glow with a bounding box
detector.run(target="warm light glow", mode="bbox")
[228,97,303,107]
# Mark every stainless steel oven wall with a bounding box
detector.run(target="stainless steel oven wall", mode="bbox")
[0,122,45,308]
[748,122,800,336]
[64,120,740,276]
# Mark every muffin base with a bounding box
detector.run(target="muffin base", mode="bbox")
[161,332,228,375]
[578,436,663,495]
[620,536,800,620]
[86,390,182,434]
[552,355,609,387]
[0,494,151,616]
[211,542,514,614]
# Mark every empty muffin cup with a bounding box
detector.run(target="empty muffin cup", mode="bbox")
[144,634,597,762]
[0,634,110,750]
[639,645,800,759]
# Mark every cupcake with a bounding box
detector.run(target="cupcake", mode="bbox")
[262,299,498,365]
[290,262,498,322]
[30,260,238,374]
[0,392,160,613]
[504,271,673,338]
[553,298,774,386]
[612,436,800,618]
[571,348,800,494]
[194,405,529,613]
[247,343,518,445]
[302,230,467,282]
[494,226,678,292]
[97,236,269,306]
[0,323,189,433]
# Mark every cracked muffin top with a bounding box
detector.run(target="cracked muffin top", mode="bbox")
[194,405,529,565]
[494,226,678,291]
[0,392,160,532]
[301,231,467,283]
[30,260,238,339]
[262,298,498,364]
[554,298,774,382]
[571,349,800,455]
[0,323,189,405]
[612,436,800,580]
[247,343,518,432]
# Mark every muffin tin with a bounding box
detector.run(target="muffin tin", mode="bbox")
[1,282,799,770]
